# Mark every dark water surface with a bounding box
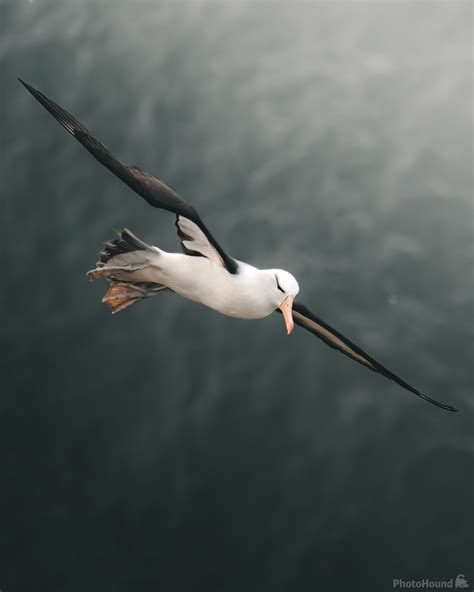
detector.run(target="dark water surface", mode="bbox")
[1,2,473,591]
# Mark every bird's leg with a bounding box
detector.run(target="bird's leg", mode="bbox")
[100,281,150,314]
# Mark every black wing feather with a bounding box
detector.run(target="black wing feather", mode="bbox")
[287,301,457,412]
[18,78,238,274]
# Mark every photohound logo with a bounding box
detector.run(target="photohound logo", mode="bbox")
[455,575,469,589]
[393,574,470,589]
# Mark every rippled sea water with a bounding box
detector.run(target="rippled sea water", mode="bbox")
[1,2,473,591]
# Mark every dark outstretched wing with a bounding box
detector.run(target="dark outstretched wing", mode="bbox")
[285,301,457,412]
[19,78,238,274]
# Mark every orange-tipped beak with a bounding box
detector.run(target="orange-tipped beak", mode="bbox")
[279,295,295,335]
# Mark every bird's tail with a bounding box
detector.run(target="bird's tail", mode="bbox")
[87,228,168,313]
[95,227,152,266]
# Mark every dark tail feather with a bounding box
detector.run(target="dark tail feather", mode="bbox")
[102,281,168,314]
[98,227,152,264]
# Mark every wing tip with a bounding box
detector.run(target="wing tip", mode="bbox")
[18,77,37,94]
[437,402,458,413]
[413,390,458,413]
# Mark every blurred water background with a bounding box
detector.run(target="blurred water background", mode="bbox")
[1,1,473,591]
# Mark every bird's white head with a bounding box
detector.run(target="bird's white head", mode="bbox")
[269,269,300,335]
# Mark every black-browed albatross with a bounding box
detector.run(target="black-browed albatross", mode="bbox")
[19,78,457,413]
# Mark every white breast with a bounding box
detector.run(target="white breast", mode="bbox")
[151,251,276,319]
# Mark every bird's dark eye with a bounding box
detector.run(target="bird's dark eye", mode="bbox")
[275,277,285,293]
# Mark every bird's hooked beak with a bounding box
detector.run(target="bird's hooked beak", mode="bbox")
[279,295,295,335]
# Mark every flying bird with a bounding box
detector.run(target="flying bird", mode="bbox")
[19,78,457,412]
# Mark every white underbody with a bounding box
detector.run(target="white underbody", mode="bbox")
[116,248,279,320]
